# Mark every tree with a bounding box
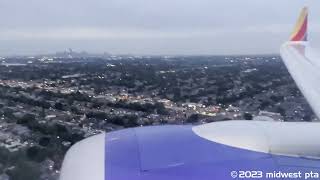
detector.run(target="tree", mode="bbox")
[26,146,46,163]
[39,137,51,147]
[7,161,41,180]
[276,107,286,116]
[243,112,253,120]
[17,114,36,126]
[54,102,64,111]
[155,102,168,115]
[186,114,199,123]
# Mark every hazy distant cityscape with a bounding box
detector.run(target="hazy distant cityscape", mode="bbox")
[0,50,316,180]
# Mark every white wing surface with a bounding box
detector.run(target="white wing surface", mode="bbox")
[280,7,320,118]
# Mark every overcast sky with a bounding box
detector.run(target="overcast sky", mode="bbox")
[0,0,319,55]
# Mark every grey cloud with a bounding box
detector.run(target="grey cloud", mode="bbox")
[0,0,319,55]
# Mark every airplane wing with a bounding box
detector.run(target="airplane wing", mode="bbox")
[280,7,320,119]
[59,7,320,180]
